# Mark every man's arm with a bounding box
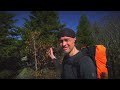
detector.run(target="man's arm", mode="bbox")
[47,47,62,72]
[52,58,62,72]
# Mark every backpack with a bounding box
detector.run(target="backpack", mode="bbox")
[80,45,108,79]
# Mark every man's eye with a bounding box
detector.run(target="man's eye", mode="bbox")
[59,39,69,43]
[64,39,68,42]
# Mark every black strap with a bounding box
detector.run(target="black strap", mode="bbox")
[81,46,98,77]
[86,46,97,67]
[73,46,97,78]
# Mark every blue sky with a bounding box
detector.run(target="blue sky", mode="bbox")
[7,11,120,32]
[58,11,105,32]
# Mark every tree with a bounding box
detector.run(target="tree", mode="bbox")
[76,14,94,48]
[100,15,120,79]
[20,11,65,72]
[91,21,102,44]
[0,11,19,61]
[0,11,22,78]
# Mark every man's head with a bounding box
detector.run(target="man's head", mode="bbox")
[58,28,76,53]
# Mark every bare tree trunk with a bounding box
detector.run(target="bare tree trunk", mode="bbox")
[33,36,38,71]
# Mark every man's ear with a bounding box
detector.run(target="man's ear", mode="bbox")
[74,37,76,42]
[75,37,76,41]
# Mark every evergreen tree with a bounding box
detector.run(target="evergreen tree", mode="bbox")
[0,11,22,73]
[100,15,120,79]
[0,11,18,61]
[91,21,101,44]
[20,11,65,71]
[76,14,94,48]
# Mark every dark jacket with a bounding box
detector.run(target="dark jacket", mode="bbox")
[54,51,97,79]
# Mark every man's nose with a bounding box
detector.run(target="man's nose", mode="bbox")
[62,41,67,46]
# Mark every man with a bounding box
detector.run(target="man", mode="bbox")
[48,28,97,79]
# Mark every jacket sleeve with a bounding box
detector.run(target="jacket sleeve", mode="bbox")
[52,58,62,72]
[79,56,97,79]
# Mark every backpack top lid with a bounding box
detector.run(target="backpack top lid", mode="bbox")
[95,45,108,79]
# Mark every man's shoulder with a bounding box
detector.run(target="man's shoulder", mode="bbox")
[78,55,93,64]
[73,51,91,63]
[76,51,90,60]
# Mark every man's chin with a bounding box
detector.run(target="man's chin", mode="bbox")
[63,50,69,54]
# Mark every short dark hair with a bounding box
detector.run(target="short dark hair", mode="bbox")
[57,28,76,38]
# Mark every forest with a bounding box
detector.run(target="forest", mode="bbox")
[0,11,120,79]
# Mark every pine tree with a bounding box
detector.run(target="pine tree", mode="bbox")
[76,14,94,48]
[0,11,22,73]
[0,11,18,61]
[20,11,65,71]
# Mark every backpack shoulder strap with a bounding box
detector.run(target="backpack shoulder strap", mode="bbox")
[73,46,97,78]
[86,46,96,66]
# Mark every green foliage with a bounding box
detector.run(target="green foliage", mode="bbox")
[15,67,60,79]
[19,11,65,71]
[15,68,34,79]
[76,14,94,48]
[0,70,17,79]
[101,15,120,79]
[0,12,20,60]
[90,22,102,44]
[0,12,23,79]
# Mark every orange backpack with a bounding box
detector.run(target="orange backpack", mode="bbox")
[81,45,108,79]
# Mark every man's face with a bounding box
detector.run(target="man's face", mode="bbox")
[59,36,76,53]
